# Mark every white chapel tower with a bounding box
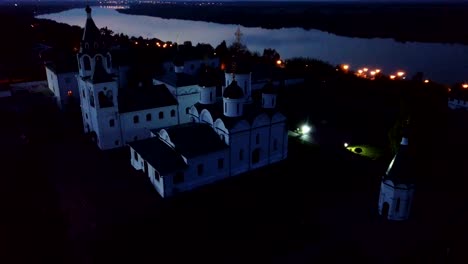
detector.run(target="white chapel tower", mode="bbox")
[378,125,415,221]
[77,6,122,149]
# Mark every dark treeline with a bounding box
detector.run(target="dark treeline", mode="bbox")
[119,2,468,45]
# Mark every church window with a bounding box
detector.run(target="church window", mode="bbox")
[252,148,260,164]
[98,91,113,108]
[210,92,213,101]
[236,103,239,114]
[89,92,95,107]
[239,149,244,161]
[256,134,260,144]
[109,119,115,127]
[133,115,139,124]
[171,109,176,117]
[159,111,164,119]
[218,158,224,169]
[396,198,401,213]
[273,139,278,151]
[133,149,138,161]
[174,172,184,184]
[146,113,152,121]
[82,89,85,98]
[197,164,204,176]
[185,107,190,114]
[83,56,91,71]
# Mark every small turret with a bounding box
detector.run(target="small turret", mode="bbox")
[261,81,278,109]
[199,70,217,104]
[223,77,244,117]
[378,123,415,221]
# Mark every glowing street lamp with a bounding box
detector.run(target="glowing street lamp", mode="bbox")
[358,70,363,74]
[363,68,368,72]
[342,64,349,70]
[397,71,405,77]
[424,79,430,84]
[344,142,349,148]
[390,75,396,80]
[375,69,381,73]
[463,84,468,89]
[300,125,311,134]
[370,71,376,76]
[276,60,282,65]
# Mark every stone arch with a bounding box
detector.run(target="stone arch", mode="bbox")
[214,118,229,144]
[200,109,214,127]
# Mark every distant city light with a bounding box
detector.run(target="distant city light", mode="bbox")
[375,69,381,73]
[463,84,468,89]
[390,75,396,80]
[358,70,363,74]
[424,79,430,83]
[342,64,349,70]
[134,41,138,45]
[363,68,368,72]
[370,71,376,76]
[276,60,282,65]
[67,90,73,96]
[14,3,18,7]
[300,125,311,134]
[344,142,349,148]
[397,71,405,77]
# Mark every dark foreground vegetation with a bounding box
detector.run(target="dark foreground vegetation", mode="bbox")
[119,1,468,45]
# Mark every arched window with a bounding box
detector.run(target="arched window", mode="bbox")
[146,113,152,121]
[239,149,244,161]
[171,109,176,117]
[256,134,260,144]
[159,111,164,119]
[83,56,91,71]
[133,115,139,124]
[185,107,190,114]
[98,91,113,108]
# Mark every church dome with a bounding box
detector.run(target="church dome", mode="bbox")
[223,80,244,99]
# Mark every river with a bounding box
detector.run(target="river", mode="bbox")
[38,7,468,84]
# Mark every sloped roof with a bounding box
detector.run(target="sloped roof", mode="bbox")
[91,60,114,83]
[118,84,178,113]
[154,123,228,158]
[82,6,101,43]
[128,137,187,175]
[157,72,198,88]
[385,137,414,185]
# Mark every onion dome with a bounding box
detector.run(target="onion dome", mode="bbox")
[223,79,244,99]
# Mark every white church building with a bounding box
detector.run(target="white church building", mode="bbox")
[378,133,415,221]
[75,6,288,197]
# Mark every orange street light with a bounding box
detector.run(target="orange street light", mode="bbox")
[134,41,138,45]
[375,69,381,73]
[370,71,376,76]
[363,68,368,72]
[342,64,349,70]
[358,70,363,74]
[390,75,396,80]
[463,83,468,89]
[424,79,430,84]
[397,71,405,77]
[276,60,282,65]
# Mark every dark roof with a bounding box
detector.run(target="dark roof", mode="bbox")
[45,61,78,74]
[223,80,244,99]
[157,72,198,87]
[153,123,228,158]
[91,60,114,83]
[384,137,414,185]
[118,84,178,113]
[128,137,187,175]
[82,6,101,43]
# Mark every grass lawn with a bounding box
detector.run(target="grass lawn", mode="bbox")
[346,144,386,160]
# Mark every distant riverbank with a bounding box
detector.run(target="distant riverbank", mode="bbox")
[118,2,468,46]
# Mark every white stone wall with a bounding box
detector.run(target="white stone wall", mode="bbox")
[45,67,61,107]
[229,130,251,176]
[176,85,200,124]
[250,126,271,170]
[199,86,216,104]
[378,180,415,221]
[148,164,166,197]
[262,93,277,109]
[163,149,229,197]
[120,105,179,144]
